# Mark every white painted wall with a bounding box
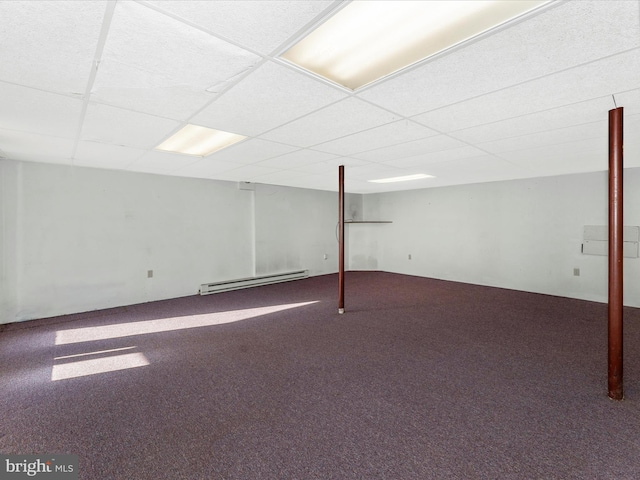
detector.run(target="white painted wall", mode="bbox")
[346,191,385,271]
[4,159,640,324]
[0,161,349,324]
[357,169,640,307]
[1,161,256,322]
[0,160,19,322]
[253,183,358,277]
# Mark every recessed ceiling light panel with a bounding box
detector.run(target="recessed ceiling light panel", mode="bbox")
[282,0,550,90]
[156,124,246,156]
[370,173,434,184]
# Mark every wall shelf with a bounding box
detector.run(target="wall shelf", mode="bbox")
[345,220,392,224]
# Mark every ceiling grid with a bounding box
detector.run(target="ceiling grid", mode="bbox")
[0,0,638,193]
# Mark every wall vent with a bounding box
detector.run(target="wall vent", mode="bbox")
[199,270,308,295]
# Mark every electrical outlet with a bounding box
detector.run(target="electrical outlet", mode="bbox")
[324,254,328,260]
[147,270,154,278]
[408,254,412,260]
[573,268,580,277]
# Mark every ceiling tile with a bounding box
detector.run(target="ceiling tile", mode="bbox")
[205,138,298,165]
[380,146,490,168]
[81,104,181,149]
[0,128,74,165]
[344,180,378,194]
[347,164,408,182]
[478,121,607,155]
[352,175,440,194]
[145,0,336,55]
[208,164,280,182]
[282,173,337,192]
[283,156,370,177]
[74,141,145,169]
[192,61,347,136]
[321,157,371,168]
[91,61,216,122]
[313,120,439,156]
[0,82,83,138]
[624,112,640,131]
[425,155,525,178]
[501,137,606,176]
[0,0,106,94]
[171,157,240,179]
[91,1,261,119]
[615,88,640,115]
[359,1,639,116]
[449,96,615,144]
[413,48,640,132]
[255,149,338,169]
[126,150,201,174]
[288,158,371,179]
[2,0,639,193]
[260,97,400,147]
[385,156,529,191]
[353,135,468,163]
[250,169,311,186]
[290,161,340,175]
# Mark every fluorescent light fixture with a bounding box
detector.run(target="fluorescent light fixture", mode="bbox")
[156,124,246,156]
[370,173,434,184]
[281,0,549,90]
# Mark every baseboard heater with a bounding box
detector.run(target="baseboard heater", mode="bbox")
[199,270,309,295]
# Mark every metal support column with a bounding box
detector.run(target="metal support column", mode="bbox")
[608,106,624,400]
[338,165,345,314]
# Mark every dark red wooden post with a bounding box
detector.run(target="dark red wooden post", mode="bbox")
[608,107,624,400]
[338,165,345,314]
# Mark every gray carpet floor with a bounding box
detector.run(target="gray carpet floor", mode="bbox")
[1,271,640,479]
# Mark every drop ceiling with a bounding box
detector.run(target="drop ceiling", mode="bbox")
[0,0,639,193]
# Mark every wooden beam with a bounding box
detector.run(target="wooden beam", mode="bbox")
[608,106,624,400]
